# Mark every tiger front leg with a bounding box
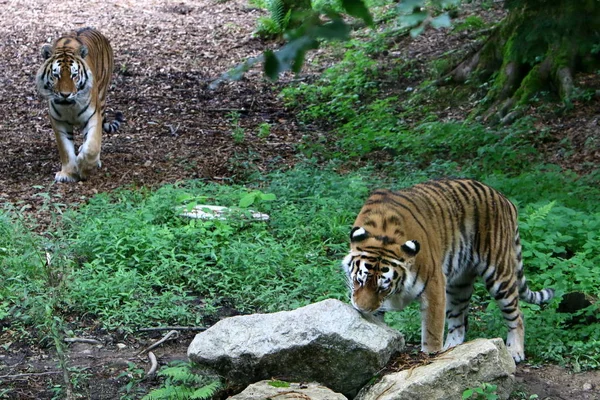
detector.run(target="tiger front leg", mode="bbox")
[52,123,79,183]
[77,114,103,180]
[443,278,475,351]
[419,279,446,354]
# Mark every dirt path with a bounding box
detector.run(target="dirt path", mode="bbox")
[0,0,599,398]
[1,0,302,220]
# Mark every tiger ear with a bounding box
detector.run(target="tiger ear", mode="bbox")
[41,44,53,59]
[401,240,420,256]
[79,45,89,58]
[350,227,369,242]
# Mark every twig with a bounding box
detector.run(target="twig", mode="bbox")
[203,108,245,112]
[147,351,158,376]
[63,337,103,345]
[136,329,179,356]
[0,371,62,380]
[166,124,179,137]
[137,326,206,332]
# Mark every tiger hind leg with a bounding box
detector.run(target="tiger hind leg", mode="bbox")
[77,114,103,180]
[443,278,474,350]
[487,272,525,362]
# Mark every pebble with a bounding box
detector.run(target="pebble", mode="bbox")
[116,343,127,350]
[582,382,593,391]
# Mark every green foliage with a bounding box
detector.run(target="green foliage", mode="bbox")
[143,362,221,400]
[257,122,272,138]
[462,383,498,400]
[453,15,487,33]
[1,158,600,370]
[216,0,373,83]
[239,190,277,208]
[281,48,379,125]
[227,111,245,143]
[118,362,147,399]
[268,380,291,388]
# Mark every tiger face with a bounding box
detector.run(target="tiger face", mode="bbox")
[37,45,91,104]
[342,226,420,313]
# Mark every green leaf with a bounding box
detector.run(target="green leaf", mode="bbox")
[239,194,256,208]
[431,13,451,29]
[341,0,373,26]
[399,12,428,28]
[410,25,425,37]
[260,193,277,201]
[397,0,424,14]
[313,18,351,41]
[264,50,280,80]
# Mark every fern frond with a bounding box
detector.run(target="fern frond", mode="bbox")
[191,381,222,400]
[143,385,194,400]
[158,365,203,385]
[528,201,556,223]
[268,0,288,30]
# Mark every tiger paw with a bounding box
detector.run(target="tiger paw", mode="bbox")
[54,170,80,183]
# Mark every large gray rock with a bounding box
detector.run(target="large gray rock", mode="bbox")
[229,380,347,400]
[187,299,404,397]
[355,338,516,400]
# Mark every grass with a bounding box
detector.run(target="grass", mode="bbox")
[2,161,599,370]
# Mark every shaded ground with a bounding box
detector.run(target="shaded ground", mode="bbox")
[1,0,303,222]
[1,0,599,399]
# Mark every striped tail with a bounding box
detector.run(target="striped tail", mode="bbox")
[519,282,554,305]
[103,111,124,134]
[515,228,554,305]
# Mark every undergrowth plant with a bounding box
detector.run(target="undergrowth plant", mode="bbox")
[142,361,221,400]
[462,383,498,400]
[3,161,598,371]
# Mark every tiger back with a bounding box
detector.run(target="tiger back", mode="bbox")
[341,178,554,362]
[36,27,123,182]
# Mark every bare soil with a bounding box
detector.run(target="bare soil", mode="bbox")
[0,0,599,399]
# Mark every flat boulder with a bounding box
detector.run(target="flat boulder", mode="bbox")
[355,338,516,400]
[229,380,347,400]
[187,299,404,397]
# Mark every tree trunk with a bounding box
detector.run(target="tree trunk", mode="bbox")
[446,0,600,123]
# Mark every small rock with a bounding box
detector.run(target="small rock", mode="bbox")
[116,343,127,350]
[583,382,593,391]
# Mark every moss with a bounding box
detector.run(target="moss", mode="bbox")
[513,64,546,106]
[550,38,576,73]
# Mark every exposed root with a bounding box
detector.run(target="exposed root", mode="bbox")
[147,351,158,376]
[136,329,179,356]
[556,67,575,101]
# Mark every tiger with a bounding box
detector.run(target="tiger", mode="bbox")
[36,27,123,182]
[341,178,554,362]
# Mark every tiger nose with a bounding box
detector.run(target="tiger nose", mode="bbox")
[59,92,71,99]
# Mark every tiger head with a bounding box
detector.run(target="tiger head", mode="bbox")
[36,43,92,104]
[342,226,420,313]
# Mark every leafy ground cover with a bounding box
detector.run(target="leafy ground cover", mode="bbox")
[1,0,599,399]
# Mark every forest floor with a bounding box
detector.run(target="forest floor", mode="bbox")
[0,0,599,399]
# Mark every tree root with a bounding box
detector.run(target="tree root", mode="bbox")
[136,329,179,356]
[440,34,579,124]
[147,351,158,376]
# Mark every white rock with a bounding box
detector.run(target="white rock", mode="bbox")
[355,338,516,400]
[180,204,269,221]
[187,299,404,397]
[229,380,347,400]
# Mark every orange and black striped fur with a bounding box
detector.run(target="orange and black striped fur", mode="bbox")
[341,179,554,362]
[36,28,123,182]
